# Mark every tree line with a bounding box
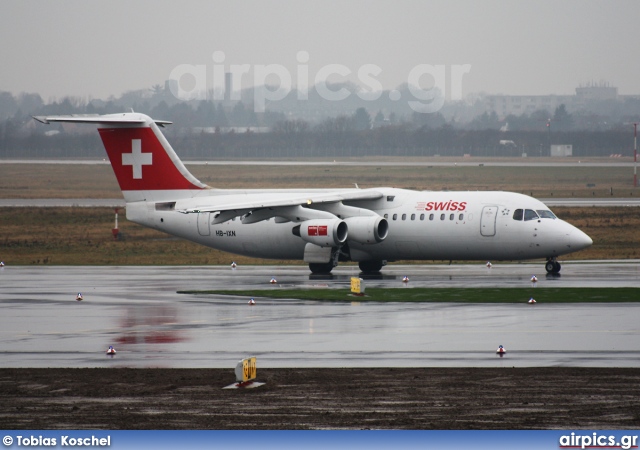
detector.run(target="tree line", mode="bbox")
[1,120,632,159]
[0,88,638,159]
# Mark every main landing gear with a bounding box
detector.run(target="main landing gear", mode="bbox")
[309,259,388,275]
[308,262,335,274]
[358,260,385,274]
[545,258,561,274]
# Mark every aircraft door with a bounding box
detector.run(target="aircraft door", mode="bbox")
[197,212,211,236]
[480,206,498,237]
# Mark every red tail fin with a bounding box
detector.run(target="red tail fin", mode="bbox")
[33,113,207,201]
[98,126,204,192]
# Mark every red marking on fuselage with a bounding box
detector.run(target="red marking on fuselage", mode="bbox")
[424,201,467,211]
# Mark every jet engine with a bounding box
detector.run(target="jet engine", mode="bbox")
[293,219,348,247]
[344,216,388,244]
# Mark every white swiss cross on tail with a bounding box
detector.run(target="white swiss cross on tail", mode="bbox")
[122,139,152,179]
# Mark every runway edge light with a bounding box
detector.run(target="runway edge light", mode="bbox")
[223,356,265,389]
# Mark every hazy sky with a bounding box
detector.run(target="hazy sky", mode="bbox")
[1,0,638,101]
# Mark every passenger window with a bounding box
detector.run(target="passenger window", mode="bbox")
[524,209,539,221]
[440,214,445,220]
[513,209,524,221]
[411,214,415,220]
[459,214,464,220]
[429,214,434,221]
[420,214,425,220]
[449,214,454,220]
[402,214,406,220]
[392,214,397,220]
[384,213,388,219]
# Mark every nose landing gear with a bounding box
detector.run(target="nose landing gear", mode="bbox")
[545,258,561,274]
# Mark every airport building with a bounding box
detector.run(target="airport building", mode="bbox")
[482,82,637,118]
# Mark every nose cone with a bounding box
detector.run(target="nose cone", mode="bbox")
[570,227,593,251]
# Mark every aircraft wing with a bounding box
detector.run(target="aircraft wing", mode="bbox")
[176,189,385,224]
[178,189,383,213]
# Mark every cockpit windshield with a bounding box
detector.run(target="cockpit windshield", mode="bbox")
[536,210,557,219]
[523,209,539,221]
[513,208,557,221]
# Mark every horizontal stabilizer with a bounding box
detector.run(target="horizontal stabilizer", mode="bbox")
[33,114,172,127]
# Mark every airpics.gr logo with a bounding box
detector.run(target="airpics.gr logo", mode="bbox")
[168,51,471,113]
[559,432,638,450]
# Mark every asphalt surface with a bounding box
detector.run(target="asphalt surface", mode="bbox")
[1,158,637,167]
[2,262,639,369]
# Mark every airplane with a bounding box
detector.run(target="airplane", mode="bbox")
[33,112,592,275]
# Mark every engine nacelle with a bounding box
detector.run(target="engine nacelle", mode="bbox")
[293,219,348,247]
[344,216,388,244]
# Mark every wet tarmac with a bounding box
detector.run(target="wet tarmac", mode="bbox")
[1,262,639,369]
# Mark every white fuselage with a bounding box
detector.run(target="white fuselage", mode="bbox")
[125,188,591,263]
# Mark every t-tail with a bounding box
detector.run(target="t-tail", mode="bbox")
[33,113,208,202]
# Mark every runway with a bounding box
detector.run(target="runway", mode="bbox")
[1,262,639,369]
[1,158,636,167]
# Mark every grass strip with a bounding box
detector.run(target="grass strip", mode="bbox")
[178,287,640,303]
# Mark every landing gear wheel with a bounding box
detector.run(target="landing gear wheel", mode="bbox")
[309,262,334,274]
[545,260,561,274]
[358,260,384,273]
